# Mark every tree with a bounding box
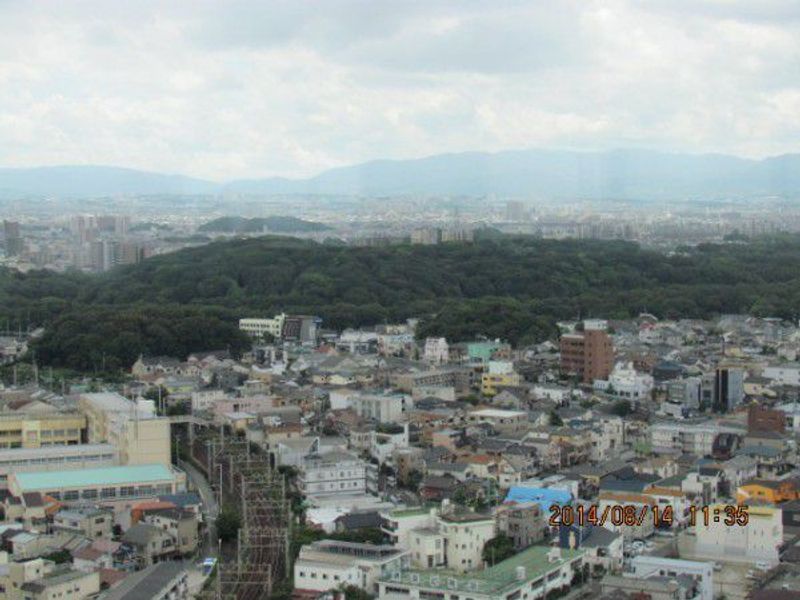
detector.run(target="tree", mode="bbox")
[339,585,374,600]
[482,534,515,565]
[216,505,242,543]
[549,411,564,426]
[611,399,632,416]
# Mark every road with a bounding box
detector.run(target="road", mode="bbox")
[179,458,219,557]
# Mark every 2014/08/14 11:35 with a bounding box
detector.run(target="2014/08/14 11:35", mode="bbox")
[549,504,750,527]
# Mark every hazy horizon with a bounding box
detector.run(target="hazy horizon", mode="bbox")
[2,1,799,181]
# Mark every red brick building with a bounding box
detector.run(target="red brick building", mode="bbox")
[560,322,614,383]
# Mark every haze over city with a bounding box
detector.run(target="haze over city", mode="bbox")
[3,3,800,600]
[1,0,799,180]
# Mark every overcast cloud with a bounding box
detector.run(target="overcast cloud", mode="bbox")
[0,0,799,180]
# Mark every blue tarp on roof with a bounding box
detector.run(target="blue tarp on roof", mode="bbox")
[504,486,572,511]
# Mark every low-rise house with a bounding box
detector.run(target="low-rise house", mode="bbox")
[52,507,113,540]
[141,508,199,556]
[121,523,176,566]
[20,567,100,600]
[101,561,189,600]
[495,502,546,549]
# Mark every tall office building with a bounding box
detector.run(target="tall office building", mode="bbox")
[713,367,745,413]
[560,319,615,383]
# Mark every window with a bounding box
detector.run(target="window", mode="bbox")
[101,487,116,498]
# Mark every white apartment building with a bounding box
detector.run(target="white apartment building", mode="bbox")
[423,338,449,364]
[763,363,800,387]
[436,512,495,573]
[649,419,746,456]
[238,314,286,339]
[630,556,713,600]
[589,417,624,462]
[694,504,782,565]
[295,540,410,595]
[593,362,653,402]
[298,451,367,497]
[351,393,413,423]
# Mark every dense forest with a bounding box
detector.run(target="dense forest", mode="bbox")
[3,234,800,372]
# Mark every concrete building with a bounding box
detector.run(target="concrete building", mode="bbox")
[593,362,653,402]
[0,411,85,449]
[495,503,547,549]
[238,314,286,339]
[649,419,746,456]
[694,504,782,565]
[101,561,190,600]
[436,511,496,573]
[559,321,614,384]
[713,368,745,413]
[52,507,113,539]
[377,545,585,600]
[763,363,800,387]
[295,540,410,595]
[79,392,170,466]
[351,393,412,423]
[8,463,185,503]
[19,568,99,600]
[630,556,713,600]
[467,409,528,433]
[298,452,367,498]
[0,443,118,487]
[423,338,449,365]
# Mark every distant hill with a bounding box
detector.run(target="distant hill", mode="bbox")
[0,165,214,196]
[223,149,800,199]
[198,215,331,234]
[2,149,800,198]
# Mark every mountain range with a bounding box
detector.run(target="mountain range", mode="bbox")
[2,148,800,199]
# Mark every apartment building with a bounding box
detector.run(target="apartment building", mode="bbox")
[559,320,614,384]
[78,392,170,466]
[294,540,410,594]
[298,451,367,497]
[694,504,782,565]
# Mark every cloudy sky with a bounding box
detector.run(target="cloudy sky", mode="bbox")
[0,0,799,180]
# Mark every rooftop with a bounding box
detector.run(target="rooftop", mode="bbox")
[380,545,583,595]
[13,463,174,492]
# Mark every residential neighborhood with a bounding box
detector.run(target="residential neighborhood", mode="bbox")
[2,312,800,598]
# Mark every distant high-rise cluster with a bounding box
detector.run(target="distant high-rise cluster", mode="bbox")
[2,220,23,257]
[71,215,147,272]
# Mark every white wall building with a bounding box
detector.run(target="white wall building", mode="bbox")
[294,540,410,595]
[629,556,712,600]
[593,363,653,402]
[351,393,413,423]
[763,364,800,387]
[298,451,367,498]
[694,504,782,565]
[423,338,449,365]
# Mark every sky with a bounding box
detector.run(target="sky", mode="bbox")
[0,0,799,180]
